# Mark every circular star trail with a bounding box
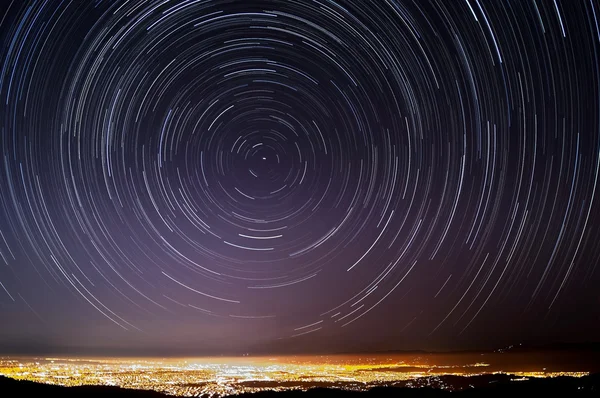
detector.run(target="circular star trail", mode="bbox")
[1,0,599,352]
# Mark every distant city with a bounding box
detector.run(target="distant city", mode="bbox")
[1,349,596,396]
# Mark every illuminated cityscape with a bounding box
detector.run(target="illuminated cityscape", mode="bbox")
[0,355,590,396]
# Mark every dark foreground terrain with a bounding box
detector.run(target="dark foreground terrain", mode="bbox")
[1,373,600,397]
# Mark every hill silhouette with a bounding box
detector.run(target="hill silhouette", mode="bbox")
[1,373,600,397]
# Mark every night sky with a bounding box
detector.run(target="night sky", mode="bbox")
[1,0,600,356]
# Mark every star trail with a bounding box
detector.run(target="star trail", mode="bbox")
[0,0,599,355]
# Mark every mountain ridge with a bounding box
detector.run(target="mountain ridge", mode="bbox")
[2,372,600,397]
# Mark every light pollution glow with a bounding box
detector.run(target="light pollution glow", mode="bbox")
[0,354,590,396]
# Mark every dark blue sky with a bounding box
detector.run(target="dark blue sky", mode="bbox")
[0,0,599,356]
